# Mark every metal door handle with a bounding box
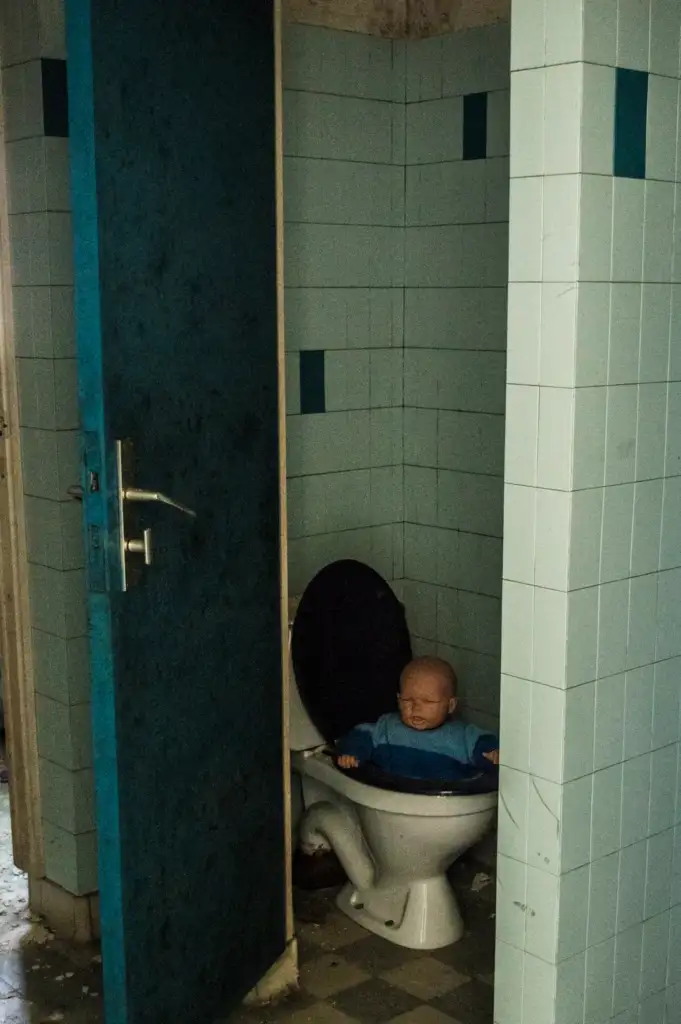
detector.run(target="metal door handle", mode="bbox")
[116,439,196,590]
[123,487,196,519]
[125,528,153,565]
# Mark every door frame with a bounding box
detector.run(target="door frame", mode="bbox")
[275,0,295,948]
[0,94,44,878]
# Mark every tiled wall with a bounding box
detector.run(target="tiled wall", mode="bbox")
[283,27,512,735]
[0,0,96,896]
[497,1,681,1021]
[401,25,510,730]
[283,26,406,597]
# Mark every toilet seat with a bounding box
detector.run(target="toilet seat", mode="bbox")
[291,559,412,744]
[339,760,498,797]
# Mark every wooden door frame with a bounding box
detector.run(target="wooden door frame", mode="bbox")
[0,100,44,877]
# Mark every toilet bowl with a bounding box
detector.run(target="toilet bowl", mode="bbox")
[290,560,497,950]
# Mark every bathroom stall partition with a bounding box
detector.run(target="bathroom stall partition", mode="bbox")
[283,20,510,734]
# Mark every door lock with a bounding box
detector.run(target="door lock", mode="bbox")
[116,440,196,590]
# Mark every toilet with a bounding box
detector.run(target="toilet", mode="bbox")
[290,560,498,951]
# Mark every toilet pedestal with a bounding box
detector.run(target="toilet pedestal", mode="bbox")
[336,874,465,950]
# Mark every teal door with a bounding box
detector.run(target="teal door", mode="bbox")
[66,3,285,1022]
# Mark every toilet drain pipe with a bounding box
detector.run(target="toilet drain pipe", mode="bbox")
[300,802,375,891]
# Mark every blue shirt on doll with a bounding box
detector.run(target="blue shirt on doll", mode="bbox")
[335,712,498,781]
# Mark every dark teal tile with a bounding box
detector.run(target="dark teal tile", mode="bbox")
[42,59,69,138]
[299,350,325,414]
[614,67,648,179]
[463,92,488,161]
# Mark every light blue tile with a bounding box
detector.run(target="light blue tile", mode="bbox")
[584,936,615,1024]
[621,753,652,848]
[645,829,673,920]
[494,940,524,1024]
[592,763,624,861]
[555,952,586,1024]
[525,865,560,960]
[13,286,75,359]
[324,350,370,411]
[39,760,95,834]
[564,682,596,781]
[404,465,437,525]
[447,531,502,597]
[36,695,92,771]
[527,776,562,874]
[437,410,505,476]
[638,990,665,1024]
[404,407,437,466]
[656,568,681,660]
[25,495,84,572]
[406,96,463,164]
[499,676,531,775]
[29,564,87,639]
[401,579,438,640]
[284,158,404,226]
[370,408,403,466]
[669,903,681,989]
[624,665,654,760]
[285,224,403,288]
[370,349,403,408]
[405,226,462,287]
[404,286,508,350]
[671,826,681,909]
[627,573,659,669]
[437,470,503,536]
[529,684,565,784]
[406,161,486,227]
[617,839,647,934]
[496,853,528,949]
[288,524,398,596]
[42,820,98,895]
[652,658,681,750]
[446,590,501,657]
[287,411,371,476]
[406,35,443,102]
[404,348,438,408]
[403,523,439,584]
[588,852,619,948]
[613,923,643,1017]
[630,477,659,577]
[594,674,625,771]
[640,910,670,999]
[498,767,529,864]
[487,90,510,158]
[370,467,402,526]
[648,743,678,835]
[597,579,630,678]
[521,954,558,1024]
[556,863,590,961]
[283,25,396,100]
[600,483,634,583]
[660,477,681,570]
[442,22,510,96]
[285,352,300,415]
[285,288,403,351]
[485,155,510,223]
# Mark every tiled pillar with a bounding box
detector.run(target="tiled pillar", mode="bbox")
[498,1,681,1021]
[0,0,97,896]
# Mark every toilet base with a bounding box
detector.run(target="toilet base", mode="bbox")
[336,875,464,950]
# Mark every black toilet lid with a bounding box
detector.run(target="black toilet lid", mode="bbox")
[291,560,412,743]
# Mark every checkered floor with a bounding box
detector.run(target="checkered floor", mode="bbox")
[230,859,496,1024]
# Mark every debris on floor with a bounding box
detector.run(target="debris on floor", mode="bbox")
[470,871,493,892]
[0,788,103,1022]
